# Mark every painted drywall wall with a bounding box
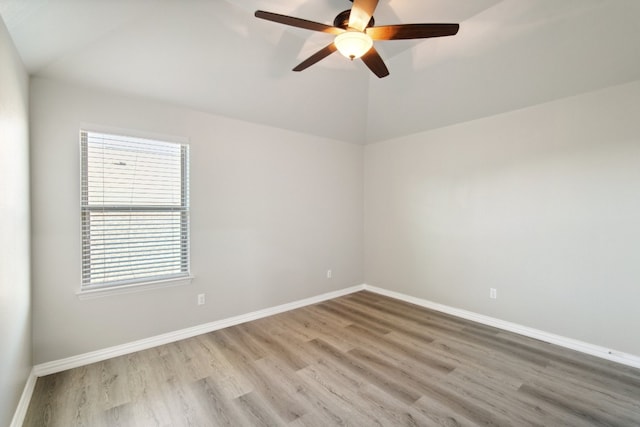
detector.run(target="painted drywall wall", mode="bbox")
[364,79,640,356]
[0,17,31,427]
[30,77,363,364]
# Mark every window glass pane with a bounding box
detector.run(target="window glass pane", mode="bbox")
[85,132,184,206]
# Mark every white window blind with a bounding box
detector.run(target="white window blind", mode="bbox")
[81,130,190,289]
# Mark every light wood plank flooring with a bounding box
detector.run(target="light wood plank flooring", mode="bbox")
[24,291,640,426]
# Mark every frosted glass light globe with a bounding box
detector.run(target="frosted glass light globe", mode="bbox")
[334,31,373,60]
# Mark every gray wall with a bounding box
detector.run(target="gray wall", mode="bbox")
[0,17,31,427]
[23,57,640,372]
[30,77,364,364]
[365,80,640,356]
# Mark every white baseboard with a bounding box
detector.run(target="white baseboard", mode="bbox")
[9,368,37,427]
[33,284,365,377]
[363,284,640,370]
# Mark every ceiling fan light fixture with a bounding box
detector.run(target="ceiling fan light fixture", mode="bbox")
[254,5,460,78]
[334,30,373,60]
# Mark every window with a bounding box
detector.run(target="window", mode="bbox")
[80,130,190,291]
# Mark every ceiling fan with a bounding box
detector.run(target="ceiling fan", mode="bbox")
[255,0,459,78]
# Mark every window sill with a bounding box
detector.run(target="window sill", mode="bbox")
[76,276,194,300]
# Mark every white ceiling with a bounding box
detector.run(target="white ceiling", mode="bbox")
[2,0,640,144]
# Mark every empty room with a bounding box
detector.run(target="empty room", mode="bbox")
[1,0,640,425]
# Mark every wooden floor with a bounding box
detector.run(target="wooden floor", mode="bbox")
[24,291,640,426]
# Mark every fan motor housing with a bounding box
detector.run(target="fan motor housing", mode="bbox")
[333,10,375,29]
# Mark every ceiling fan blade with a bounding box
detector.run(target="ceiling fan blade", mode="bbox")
[293,43,338,72]
[361,46,389,78]
[349,0,379,31]
[255,10,344,35]
[367,23,459,40]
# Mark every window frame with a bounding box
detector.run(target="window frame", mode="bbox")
[78,128,192,298]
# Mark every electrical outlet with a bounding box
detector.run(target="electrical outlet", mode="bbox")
[197,293,205,305]
[327,269,332,279]
[490,288,497,299]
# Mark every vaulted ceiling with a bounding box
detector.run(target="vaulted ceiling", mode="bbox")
[2,0,640,143]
